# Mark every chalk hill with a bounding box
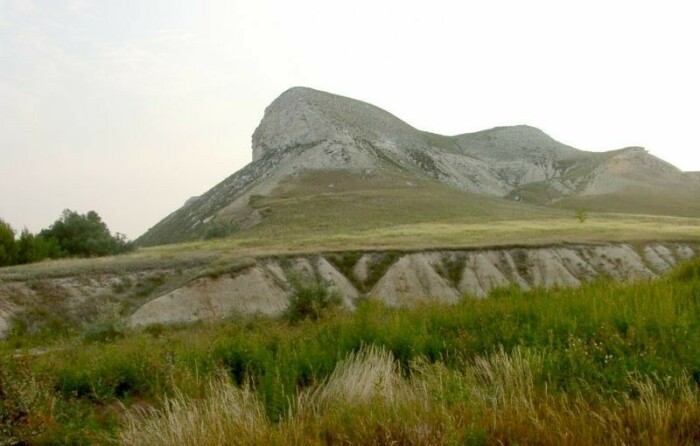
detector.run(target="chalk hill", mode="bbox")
[137,87,700,246]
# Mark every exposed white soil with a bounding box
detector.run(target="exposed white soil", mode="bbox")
[0,243,697,335]
[130,265,289,327]
[353,254,374,285]
[315,257,358,309]
[371,254,461,306]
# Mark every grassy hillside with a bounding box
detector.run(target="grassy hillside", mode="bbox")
[2,258,700,444]
[198,170,700,254]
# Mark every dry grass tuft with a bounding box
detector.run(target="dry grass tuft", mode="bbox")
[305,345,405,408]
[120,376,268,446]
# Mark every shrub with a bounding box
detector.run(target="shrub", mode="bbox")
[203,221,235,240]
[284,279,342,323]
[82,303,127,343]
[575,207,588,223]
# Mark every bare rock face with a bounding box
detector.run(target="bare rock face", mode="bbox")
[252,88,338,162]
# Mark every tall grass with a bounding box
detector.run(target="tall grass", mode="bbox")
[2,258,700,444]
[120,346,700,445]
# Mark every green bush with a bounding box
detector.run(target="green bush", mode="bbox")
[284,279,342,323]
[203,221,235,240]
[82,303,127,343]
[0,218,16,266]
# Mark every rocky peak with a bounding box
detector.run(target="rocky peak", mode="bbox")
[251,87,418,162]
[252,87,333,161]
[455,125,581,162]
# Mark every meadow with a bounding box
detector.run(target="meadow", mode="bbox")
[2,257,700,444]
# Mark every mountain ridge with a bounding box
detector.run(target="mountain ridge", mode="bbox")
[137,87,699,247]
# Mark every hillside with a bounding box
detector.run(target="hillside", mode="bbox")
[137,87,700,247]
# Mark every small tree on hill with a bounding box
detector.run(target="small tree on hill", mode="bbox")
[575,208,588,223]
[16,228,38,265]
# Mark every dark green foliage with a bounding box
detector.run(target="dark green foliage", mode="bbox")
[576,207,589,223]
[15,228,37,265]
[53,341,164,402]
[365,252,401,289]
[0,210,133,268]
[13,229,63,265]
[673,258,700,282]
[203,221,235,240]
[326,251,363,289]
[0,219,16,266]
[284,278,342,323]
[435,253,466,287]
[409,149,441,177]
[40,209,133,258]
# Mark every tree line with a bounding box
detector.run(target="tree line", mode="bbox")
[0,209,133,267]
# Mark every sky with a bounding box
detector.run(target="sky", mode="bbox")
[1,0,699,239]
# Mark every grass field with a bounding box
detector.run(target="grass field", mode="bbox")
[2,258,700,444]
[170,170,700,257]
[3,211,697,282]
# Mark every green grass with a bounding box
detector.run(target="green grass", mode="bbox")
[174,171,700,256]
[2,258,700,443]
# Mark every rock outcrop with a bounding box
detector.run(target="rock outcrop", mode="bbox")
[138,87,700,246]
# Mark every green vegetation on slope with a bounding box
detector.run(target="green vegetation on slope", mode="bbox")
[205,170,700,252]
[2,258,700,444]
[0,210,133,268]
[238,172,555,237]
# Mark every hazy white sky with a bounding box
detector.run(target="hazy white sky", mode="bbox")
[1,0,699,239]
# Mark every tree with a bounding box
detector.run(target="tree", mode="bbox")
[16,228,37,265]
[575,208,588,223]
[0,219,16,266]
[40,209,133,258]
